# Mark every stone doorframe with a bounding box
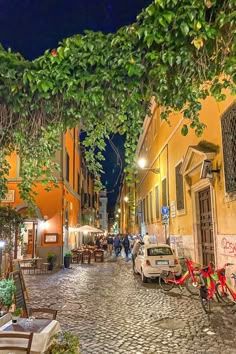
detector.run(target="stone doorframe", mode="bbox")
[180,144,219,265]
[191,179,218,266]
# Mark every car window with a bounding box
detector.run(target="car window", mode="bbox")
[138,247,144,255]
[147,247,173,256]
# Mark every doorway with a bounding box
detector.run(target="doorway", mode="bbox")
[199,187,215,265]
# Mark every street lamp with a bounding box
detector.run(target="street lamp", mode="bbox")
[124,196,129,203]
[137,158,160,174]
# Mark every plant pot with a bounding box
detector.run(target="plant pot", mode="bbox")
[12,315,20,324]
[48,261,54,271]
[64,256,71,268]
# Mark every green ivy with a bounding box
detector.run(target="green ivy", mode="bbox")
[0,0,235,203]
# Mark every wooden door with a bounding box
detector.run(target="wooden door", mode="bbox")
[199,187,215,265]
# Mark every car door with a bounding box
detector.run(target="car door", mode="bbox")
[135,246,144,273]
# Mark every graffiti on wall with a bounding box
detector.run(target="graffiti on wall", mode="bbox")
[221,237,236,257]
[170,235,184,258]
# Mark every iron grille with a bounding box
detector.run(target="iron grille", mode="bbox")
[162,178,167,207]
[155,185,160,219]
[221,104,236,193]
[175,162,184,210]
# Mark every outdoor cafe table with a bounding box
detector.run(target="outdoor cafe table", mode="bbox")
[0,315,61,353]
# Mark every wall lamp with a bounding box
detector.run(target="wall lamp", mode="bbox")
[137,158,160,174]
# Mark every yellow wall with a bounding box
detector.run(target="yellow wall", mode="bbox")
[135,93,236,274]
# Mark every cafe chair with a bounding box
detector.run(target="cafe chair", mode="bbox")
[94,250,104,262]
[29,307,58,320]
[0,332,33,354]
[82,250,91,264]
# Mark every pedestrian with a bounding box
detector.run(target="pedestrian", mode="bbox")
[107,234,114,255]
[132,236,143,270]
[143,232,150,245]
[113,235,121,257]
[123,234,130,260]
[95,236,101,249]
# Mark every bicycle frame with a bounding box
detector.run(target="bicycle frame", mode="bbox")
[162,258,200,285]
[216,265,236,302]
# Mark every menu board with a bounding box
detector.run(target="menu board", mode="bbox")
[9,271,28,317]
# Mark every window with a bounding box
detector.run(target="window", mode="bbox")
[147,246,173,256]
[99,213,102,219]
[175,162,184,210]
[149,191,153,222]
[142,199,145,223]
[155,185,160,219]
[138,247,144,256]
[162,178,167,207]
[146,195,149,223]
[66,152,70,182]
[221,104,236,193]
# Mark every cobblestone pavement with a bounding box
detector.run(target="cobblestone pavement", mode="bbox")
[25,256,236,354]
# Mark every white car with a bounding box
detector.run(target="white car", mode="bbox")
[134,244,182,283]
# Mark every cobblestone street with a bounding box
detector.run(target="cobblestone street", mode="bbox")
[25,257,236,354]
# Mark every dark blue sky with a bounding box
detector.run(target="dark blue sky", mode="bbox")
[0,0,152,210]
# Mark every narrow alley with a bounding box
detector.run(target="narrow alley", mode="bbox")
[25,258,236,354]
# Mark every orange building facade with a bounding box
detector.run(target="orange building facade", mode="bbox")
[2,128,99,267]
[134,94,236,279]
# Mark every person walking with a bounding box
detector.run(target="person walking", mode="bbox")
[107,234,114,255]
[143,232,150,245]
[123,234,130,260]
[113,235,121,257]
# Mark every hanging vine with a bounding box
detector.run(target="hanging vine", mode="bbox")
[0,0,235,202]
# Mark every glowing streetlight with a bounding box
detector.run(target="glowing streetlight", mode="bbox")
[124,196,129,203]
[137,157,160,174]
[118,208,121,213]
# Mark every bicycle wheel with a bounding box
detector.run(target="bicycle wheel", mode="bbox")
[201,297,211,314]
[199,286,211,314]
[159,272,175,291]
[185,273,201,295]
[216,283,235,305]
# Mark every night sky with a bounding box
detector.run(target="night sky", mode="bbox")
[0,0,152,211]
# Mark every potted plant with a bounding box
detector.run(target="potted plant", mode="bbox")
[0,279,16,311]
[47,253,55,271]
[45,331,80,353]
[64,251,72,269]
[12,307,22,324]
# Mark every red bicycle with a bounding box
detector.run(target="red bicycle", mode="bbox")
[159,258,201,295]
[215,263,236,305]
[198,262,216,313]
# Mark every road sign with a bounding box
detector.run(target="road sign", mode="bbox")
[161,206,169,216]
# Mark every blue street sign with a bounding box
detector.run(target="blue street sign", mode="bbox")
[161,206,169,216]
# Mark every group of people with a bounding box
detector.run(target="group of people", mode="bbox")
[94,232,160,266]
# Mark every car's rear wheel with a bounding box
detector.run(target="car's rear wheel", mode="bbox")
[141,269,148,283]
[159,272,175,291]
